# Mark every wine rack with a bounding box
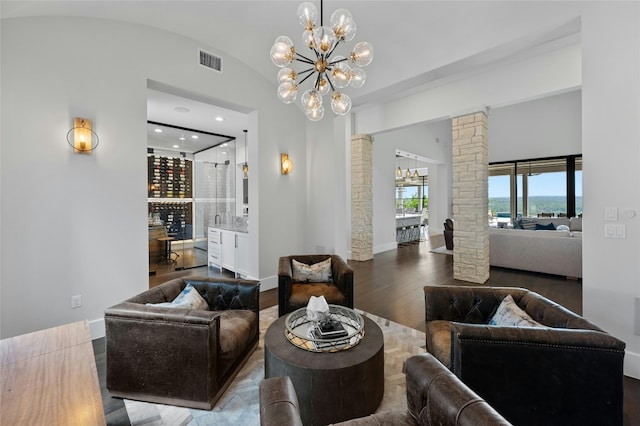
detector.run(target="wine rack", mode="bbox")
[148,156,193,198]
[148,201,193,240]
[148,155,194,241]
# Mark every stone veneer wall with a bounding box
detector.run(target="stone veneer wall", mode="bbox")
[351,134,373,261]
[451,112,489,283]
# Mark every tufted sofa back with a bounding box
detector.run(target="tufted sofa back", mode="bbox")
[126,276,259,313]
[424,285,600,330]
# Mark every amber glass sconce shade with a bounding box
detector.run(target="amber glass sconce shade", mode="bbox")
[281,153,293,175]
[67,117,99,154]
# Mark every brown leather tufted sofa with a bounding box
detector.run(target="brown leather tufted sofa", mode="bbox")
[259,352,512,425]
[278,254,354,317]
[424,285,626,426]
[105,276,260,409]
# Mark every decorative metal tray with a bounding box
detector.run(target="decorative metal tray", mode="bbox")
[284,305,365,352]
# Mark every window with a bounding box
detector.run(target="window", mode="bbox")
[489,155,582,226]
[396,177,428,212]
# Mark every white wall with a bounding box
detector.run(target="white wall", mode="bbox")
[304,118,337,255]
[355,40,581,136]
[580,2,640,379]
[0,16,307,338]
[489,90,582,162]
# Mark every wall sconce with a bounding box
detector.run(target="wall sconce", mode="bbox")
[281,153,293,175]
[242,129,249,179]
[66,117,99,154]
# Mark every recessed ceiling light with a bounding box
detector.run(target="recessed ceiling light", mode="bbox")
[221,143,228,147]
[174,107,190,113]
[215,116,224,122]
[154,128,162,133]
[172,145,179,148]
[191,135,198,139]
[179,137,186,141]
[221,151,227,155]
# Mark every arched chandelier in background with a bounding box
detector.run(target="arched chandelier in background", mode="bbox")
[270,0,374,121]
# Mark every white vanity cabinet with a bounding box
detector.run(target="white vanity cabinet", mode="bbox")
[208,226,249,277]
[235,233,249,277]
[207,228,222,269]
[221,230,236,272]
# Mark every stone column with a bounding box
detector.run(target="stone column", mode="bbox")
[451,111,489,283]
[351,134,373,261]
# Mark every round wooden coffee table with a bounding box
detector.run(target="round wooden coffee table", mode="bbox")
[264,313,384,426]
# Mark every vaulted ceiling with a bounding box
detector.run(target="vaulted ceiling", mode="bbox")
[2,1,580,146]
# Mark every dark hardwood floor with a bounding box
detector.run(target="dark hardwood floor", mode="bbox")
[96,234,638,425]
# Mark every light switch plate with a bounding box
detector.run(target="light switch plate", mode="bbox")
[604,207,618,221]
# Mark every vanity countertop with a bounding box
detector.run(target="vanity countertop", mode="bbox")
[211,224,248,234]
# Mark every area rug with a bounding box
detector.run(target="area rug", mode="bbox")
[429,245,454,255]
[124,306,426,426]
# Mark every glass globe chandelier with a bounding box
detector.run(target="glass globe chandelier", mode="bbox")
[270,0,374,121]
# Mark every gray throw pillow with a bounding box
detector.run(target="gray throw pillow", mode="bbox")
[489,295,543,327]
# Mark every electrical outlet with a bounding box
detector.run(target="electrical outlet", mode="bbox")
[71,295,82,309]
[604,224,626,239]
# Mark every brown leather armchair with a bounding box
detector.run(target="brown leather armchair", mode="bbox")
[424,285,626,426]
[105,276,260,409]
[278,254,354,317]
[259,353,512,425]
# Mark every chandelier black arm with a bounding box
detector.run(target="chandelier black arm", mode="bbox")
[328,56,349,66]
[326,40,341,59]
[298,71,317,86]
[314,72,323,89]
[325,73,336,92]
[297,68,315,76]
[295,53,316,65]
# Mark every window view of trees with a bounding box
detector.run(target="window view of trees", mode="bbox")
[396,186,428,211]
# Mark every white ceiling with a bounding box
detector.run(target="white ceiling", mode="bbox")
[2,1,580,143]
[146,89,248,153]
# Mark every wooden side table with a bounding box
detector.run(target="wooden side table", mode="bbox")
[264,314,384,426]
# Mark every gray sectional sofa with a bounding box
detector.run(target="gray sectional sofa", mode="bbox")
[489,217,582,278]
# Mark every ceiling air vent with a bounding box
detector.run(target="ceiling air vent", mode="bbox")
[199,49,222,72]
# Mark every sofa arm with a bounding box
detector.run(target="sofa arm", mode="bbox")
[449,323,625,426]
[331,255,354,308]
[404,353,512,426]
[105,302,221,324]
[451,322,625,352]
[259,377,303,426]
[278,257,294,316]
[105,304,222,406]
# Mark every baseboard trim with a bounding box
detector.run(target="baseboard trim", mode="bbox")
[260,275,277,292]
[625,349,640,380]
[89,317,105,340]
[374,242,398,254]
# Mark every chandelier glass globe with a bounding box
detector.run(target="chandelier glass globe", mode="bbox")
[331,92,351,115]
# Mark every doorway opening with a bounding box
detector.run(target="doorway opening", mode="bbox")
[395,150,429,244]
[147,121,235,276]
